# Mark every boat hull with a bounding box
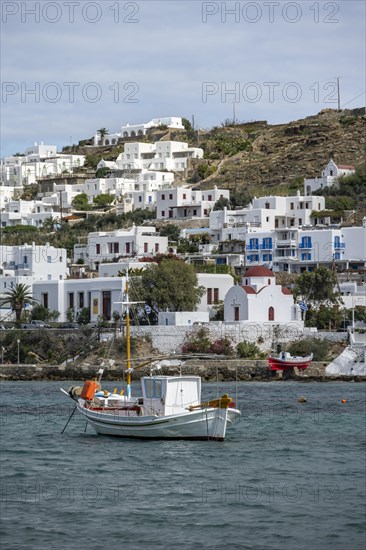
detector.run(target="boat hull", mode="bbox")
[268,355,313,371]
[76,403,240,441]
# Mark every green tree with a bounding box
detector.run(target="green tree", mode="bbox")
[293,267,341,307]
[159,224,181,242]
[93,194,115,208]
[72,193,91,211]
[138,260,204,312]
[0,284,38,325]
[31,304,59,322]
[213,197,230,211]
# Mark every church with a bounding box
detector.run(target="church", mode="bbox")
[224,266,300,322]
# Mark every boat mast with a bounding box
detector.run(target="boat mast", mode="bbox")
[125,274,132,398]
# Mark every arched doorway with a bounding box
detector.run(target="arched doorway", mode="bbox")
[268,307,274,321]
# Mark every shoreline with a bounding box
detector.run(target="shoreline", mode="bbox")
[0,361,364,382]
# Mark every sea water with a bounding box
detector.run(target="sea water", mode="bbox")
[0,381,365,550]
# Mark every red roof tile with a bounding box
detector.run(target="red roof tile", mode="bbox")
[281,287,292,295]
[240,285,257,294]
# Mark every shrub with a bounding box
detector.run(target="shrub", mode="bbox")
[237,341,261,358]
[286,338,332,362]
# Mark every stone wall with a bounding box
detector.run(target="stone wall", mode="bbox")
[1,360,364,382]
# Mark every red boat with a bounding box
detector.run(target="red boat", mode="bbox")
[268,351,313,371]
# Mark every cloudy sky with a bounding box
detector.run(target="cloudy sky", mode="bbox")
[1,0,365,157]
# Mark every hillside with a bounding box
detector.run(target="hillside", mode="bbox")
[68,107,365,200]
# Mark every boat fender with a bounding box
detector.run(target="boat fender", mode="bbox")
[297,396,307,403]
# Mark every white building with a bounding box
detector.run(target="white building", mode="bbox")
[157,187,230,220]
[94,117,185,145]
[304,159,355,196]
[210,192,325,242]
[0,199,57,228]
[224,266,300,322]
[74,225,169,269]
[196,273,234,319]
[338,282,366,309]
[0,243,68,281]
[116,141,203,173]
[1,142,85,186]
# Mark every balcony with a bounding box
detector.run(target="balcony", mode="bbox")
[276,239,297,247]
[299,243,313,249]
[260,243,273,250]
[334,242,346,249]
[247,244,259,250]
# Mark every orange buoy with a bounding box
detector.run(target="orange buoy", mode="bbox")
[341,399,347,404]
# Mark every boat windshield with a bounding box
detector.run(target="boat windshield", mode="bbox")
[144,379,163,399]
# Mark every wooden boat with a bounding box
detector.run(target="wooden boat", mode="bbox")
[268,351,313,371]
[61,275,240,440]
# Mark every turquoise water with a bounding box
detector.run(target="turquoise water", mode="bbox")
[0,381,365,550]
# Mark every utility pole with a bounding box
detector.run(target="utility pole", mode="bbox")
[233,100,236,125]
[191,115,195,131]
[336,76,341,111]
[59,189,63,221]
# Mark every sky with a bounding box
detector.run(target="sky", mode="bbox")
[1,0,365,157]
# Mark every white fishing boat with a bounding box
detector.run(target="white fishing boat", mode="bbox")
[61,275,240,441]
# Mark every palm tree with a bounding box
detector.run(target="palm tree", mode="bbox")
[0,284,38,325]
[97,128,109,145]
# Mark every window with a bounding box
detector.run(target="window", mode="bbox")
[42,293,48,309]
[169,194,173,200]
[208,195,212,201]
[290,203,294,210]
[265,202,270,209]
[23,256,28,264]
[113,243,119,254]
[96,243,101,254]
[155,243,159,253]
[161,211,165,217]
[144,243,148,253]
[193,209,197,216]
[68,293,74,309]
[59,256,62,262]
[183,193,186,199]
[207,288,212,305]
[268,307,274,321]
[78,292,84,309]
[126,243,130,254]
[161,194,165,200]
[47,256,51,263]
[214,288,219,304]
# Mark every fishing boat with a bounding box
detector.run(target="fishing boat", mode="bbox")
[268,351,313,371]
[61,275,241,441]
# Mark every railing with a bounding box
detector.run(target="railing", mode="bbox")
[299,243,313,249]
[334,242,346,249]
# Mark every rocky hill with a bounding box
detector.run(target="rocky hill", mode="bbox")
[70,107,365,202]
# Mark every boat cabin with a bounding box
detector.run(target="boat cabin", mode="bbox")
[141,376,201,416]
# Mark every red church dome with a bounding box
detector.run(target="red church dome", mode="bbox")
[244,266,274,277]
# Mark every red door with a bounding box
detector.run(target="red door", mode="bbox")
[234,306,240,321]
[269,307,274,321]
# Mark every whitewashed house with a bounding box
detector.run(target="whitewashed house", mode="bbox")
[224,266,300,322]
[0,142,85,187]
[74,225,168,269]
[0,199,57,228]
[94,117,185,145]
[0,243,68,280]
[304,159,355,196]
[116,141,203,172]
[156,187,230,220]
